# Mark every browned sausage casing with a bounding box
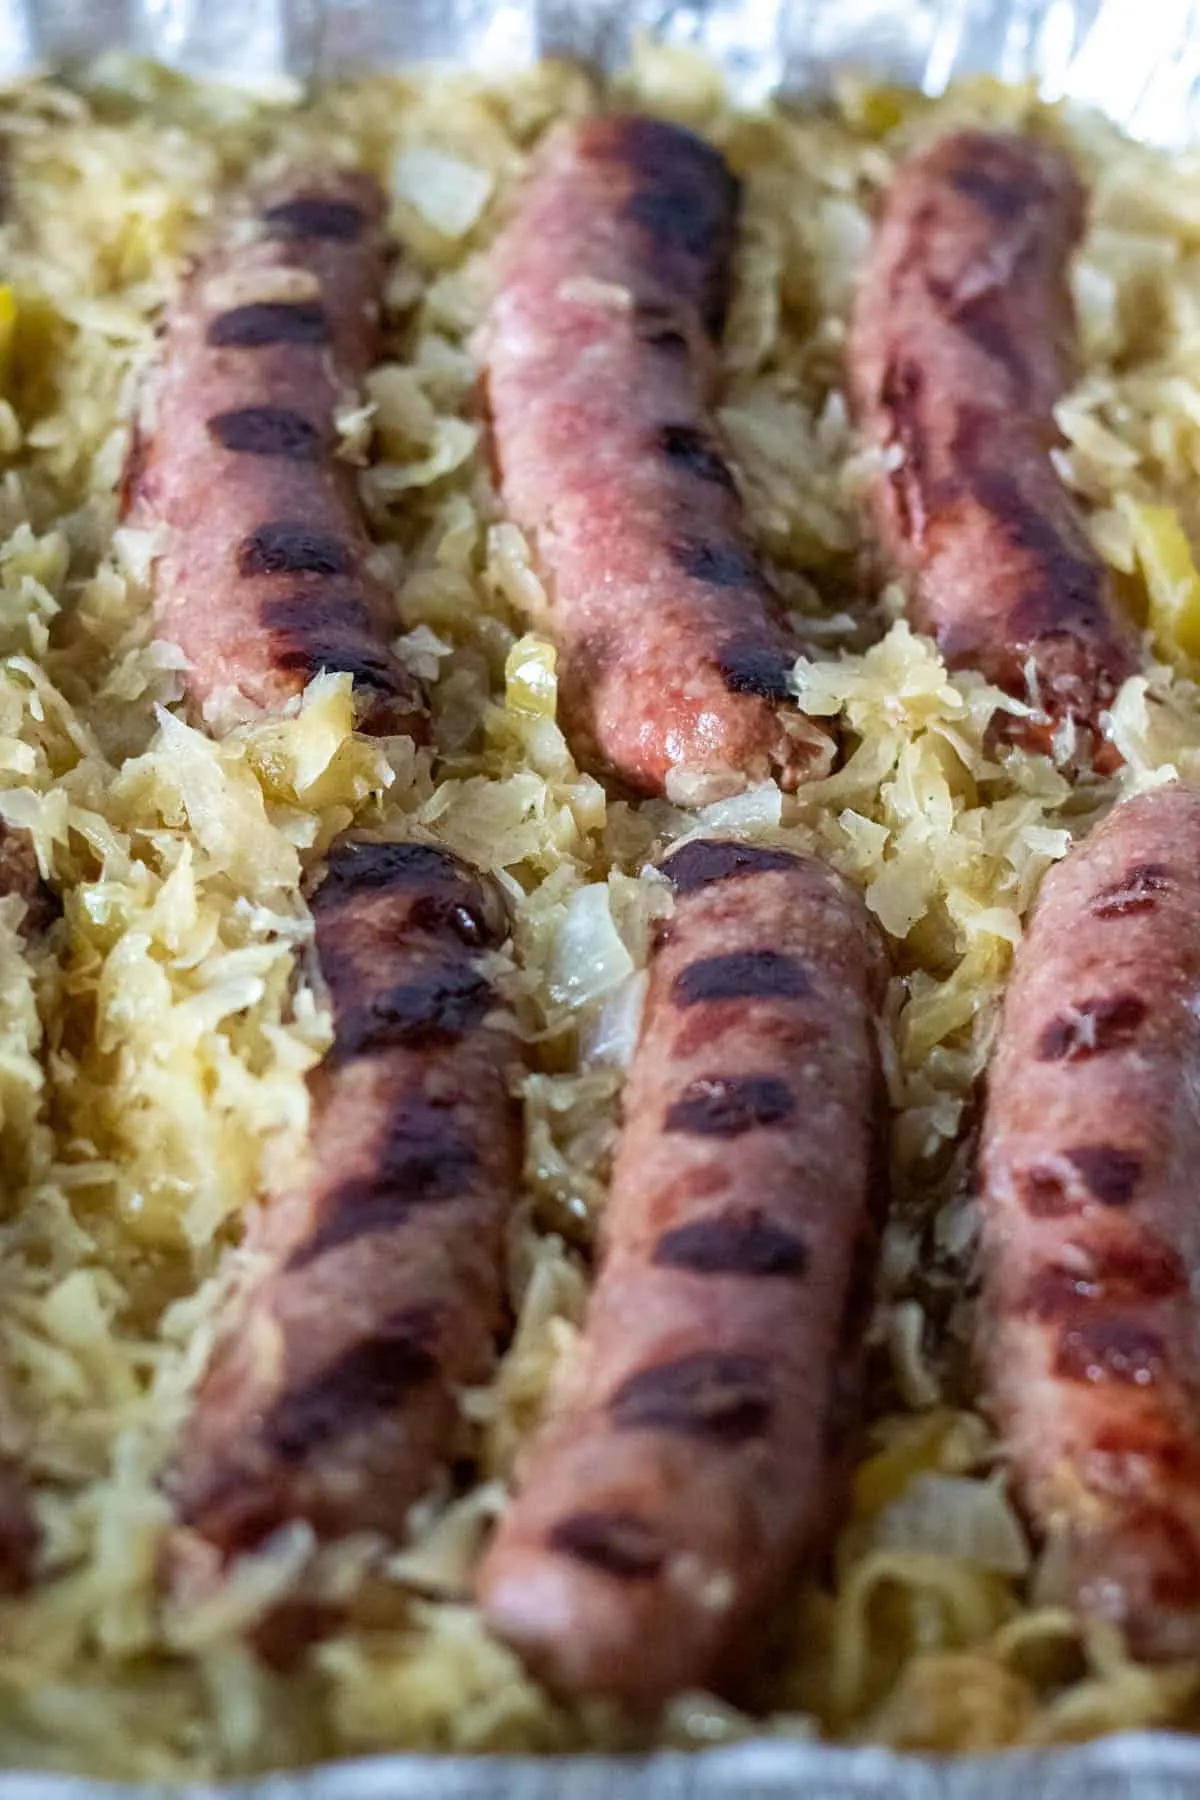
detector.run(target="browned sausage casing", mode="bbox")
[126,167,426,738]
[0,820,55,1590]
[484,117,834,801]
[981,785,1200,1660]
[849,130,1137,763]
[166,841,520,1589]
[477,839,887,1710]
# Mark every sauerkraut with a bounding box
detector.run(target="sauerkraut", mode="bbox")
[0,43,1198,1777]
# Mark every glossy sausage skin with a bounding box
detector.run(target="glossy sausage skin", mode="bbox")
[981,785,1200,1660]
[0,821,54,1590]
[166,841,520,1597]
[126,167,426,738]
[849,130,1137,764]
[485,116,834,802]
[477,839,887,1710]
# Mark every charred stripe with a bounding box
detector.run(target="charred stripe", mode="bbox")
[206,301,329,348]
[609,1350,772,1444]
[672,950,811,1006]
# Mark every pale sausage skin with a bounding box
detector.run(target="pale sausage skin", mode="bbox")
[166,842,520,1593]
[0,821,55,1590]
[484,117,834,801]
[849,131,1137,765]
[981,785,1200,1660]
[126,168,426,738]
[477,840,887,1711]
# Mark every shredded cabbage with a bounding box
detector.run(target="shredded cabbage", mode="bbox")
[0,49,1196,1777]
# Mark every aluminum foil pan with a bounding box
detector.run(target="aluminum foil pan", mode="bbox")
[5,0,1200,145]
[2,0,1200,1793]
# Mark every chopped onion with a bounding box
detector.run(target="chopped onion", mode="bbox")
[549,882,635,1009]
[393,147,494,239]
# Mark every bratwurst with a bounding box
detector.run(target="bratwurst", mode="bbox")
[126,166,426,738]
[980,784,1200,1660]
[478,838,887,1710]
[484,116,833,801]
[849,130,1136,763]
[166,841,521,1593]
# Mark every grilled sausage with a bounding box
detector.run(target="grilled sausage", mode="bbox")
[166,840,520,1598]
[849,130,1137,765]
[980,784,1200,1660]
[484,116,834,802]
[0,820,55,1590]
[125,166,426,739]
[477,839,887,1710]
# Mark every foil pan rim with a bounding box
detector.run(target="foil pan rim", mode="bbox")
[3,1729,1200,1794]
[2,2,1200,1793]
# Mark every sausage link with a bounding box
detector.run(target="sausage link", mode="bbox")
[165,841,521,1601]
[484,116,834,802]
[980,785,1200,1659]
[126,167,426,738]
[477,839,887,1710]
[848,130,1137,764]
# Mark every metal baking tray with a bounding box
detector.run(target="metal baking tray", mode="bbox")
[2,0,1199,1791]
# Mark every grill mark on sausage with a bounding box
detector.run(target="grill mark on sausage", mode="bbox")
[208,406,322,459]
[663,1074,794,1137]
[672,950,811,1006]
[328,963,495,1060]
[314,842,508,947]
[206,301,329,349]
[652,1210,808,1277]
[316,839,464,902]
[1014,1145,1144,1216]
[662,840,800,893]
[670,538,760,589]
[622,170,731,262]
[261,592,403,693]
[715,638,795,700]
[547,1510,666,1579]
[263,196,367,241]
[658,424,736,491]
[968,467,1109,638]
[284,1189,408,1270]
[237,522,354,578]
[282,1190,414,1271]
[608,115,740,337]
[1035,993,1148,1062]
[608,1350,772,1444]
[1019,1238,1188,1318]
[1065,1145,1143,1207]
[1092,863,1173,919]
[1055,1318,1168,1388]
[283,1122,482,1271]
[263,1306,442,1462]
